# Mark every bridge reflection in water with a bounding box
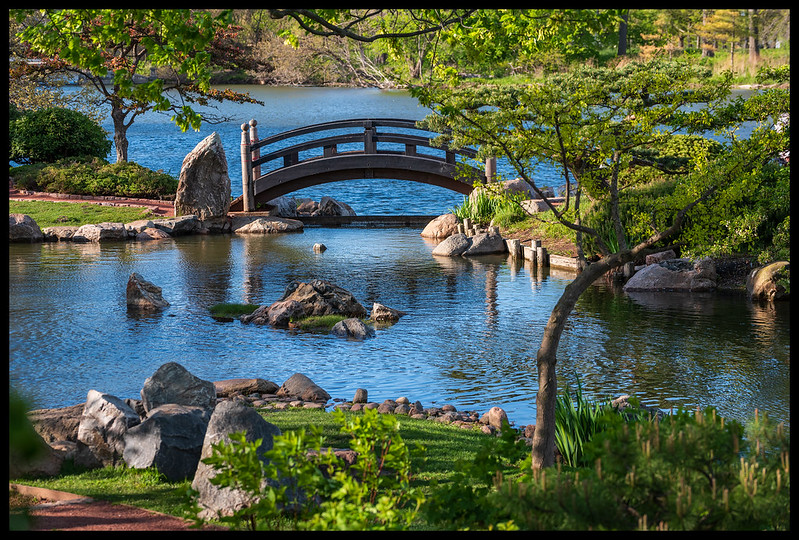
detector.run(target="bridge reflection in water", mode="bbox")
[231,118,496,213]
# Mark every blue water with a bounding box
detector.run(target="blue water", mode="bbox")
[8,231,790,430]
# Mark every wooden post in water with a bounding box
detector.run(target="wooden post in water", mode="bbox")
[240,123,253,212]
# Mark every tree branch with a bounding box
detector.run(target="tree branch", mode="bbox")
[267,9,477,42]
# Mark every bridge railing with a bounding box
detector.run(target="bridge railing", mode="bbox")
[240,118,492,212]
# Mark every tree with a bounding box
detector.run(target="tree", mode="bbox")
[411,60,763,467]
[11,9,262,163]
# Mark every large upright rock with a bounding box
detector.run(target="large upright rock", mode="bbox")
[174,132,231,220]
[140,362,216,414]
[191,401,282,520]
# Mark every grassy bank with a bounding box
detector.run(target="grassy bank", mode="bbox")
[9,200,160,229]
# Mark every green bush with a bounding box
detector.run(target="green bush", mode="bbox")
[9,158,178,200]
[9,107,112,164]
[192,407,425,531]
[425,406,790,530]
[579,134,724,257]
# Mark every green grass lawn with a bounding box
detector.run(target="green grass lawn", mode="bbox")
[9,200,160,229]
[11,408,520,528]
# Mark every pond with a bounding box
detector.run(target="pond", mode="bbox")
[9,229,790,430]
[9,86,788,431]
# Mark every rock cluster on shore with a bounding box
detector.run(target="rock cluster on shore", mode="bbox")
[17,360,525,516]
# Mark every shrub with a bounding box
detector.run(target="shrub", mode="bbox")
[9,158,178,200]
[9,107,112,164]
[425,406,790,530]
[191,408,425,531]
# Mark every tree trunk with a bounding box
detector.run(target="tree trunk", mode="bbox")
[530,250,632,468]
[111,104,129,163]
[617,10,629,57]
[748,9,760,71]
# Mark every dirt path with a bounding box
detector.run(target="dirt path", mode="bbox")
[10,484,226,531]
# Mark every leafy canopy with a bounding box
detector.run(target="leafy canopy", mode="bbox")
[12,9,260,133]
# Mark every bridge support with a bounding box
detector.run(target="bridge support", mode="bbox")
[485,157,496,182]
[240,123,255,211]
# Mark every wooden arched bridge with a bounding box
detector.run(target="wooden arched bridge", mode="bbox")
[230,118,496,212]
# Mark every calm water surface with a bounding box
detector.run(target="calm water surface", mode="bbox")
[9,231,790,429]
[9,86,788,429]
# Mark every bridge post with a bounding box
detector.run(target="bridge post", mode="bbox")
[240,123,254,212]
[249,119,261,181]
[364,121,376,154]
[485,156,497,182]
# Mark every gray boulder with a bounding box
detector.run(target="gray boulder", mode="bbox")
[432,233,471,256]
[421,213,459,239]
[232,217,304,234]
[41,225,78,242]
[174,132,231,220]
[9,213,43,242]
[318,196,356,216]
[76,390,141,467]
[125,219,156,235]
[71,222,127,242]
[140,362,216,414]
[645,249,677,265]
[623,258,718,292]
[276,279,367,319]
[126,272,170,309]
[191,401,282,520]
[152,215,201,236]
[267,196,299,217]
[214,378,280,398]
[331,318,375,340]
[276,373,331,402]
[123,404,211,482]
[463,230,506,256]
[136,228,172,241]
